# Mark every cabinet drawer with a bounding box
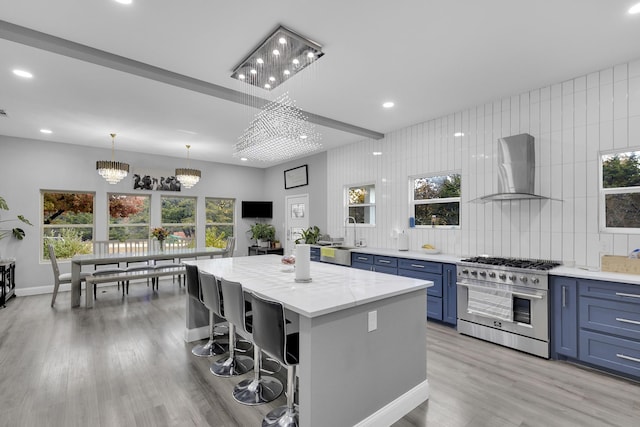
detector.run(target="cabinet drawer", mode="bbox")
[374,255,397,268]
[579,279,640,304]
[310,247,320,261]
[579,330,640,379]
[427,296,443,321]
[373,265,397,275]
[398,258,442,274]
[580,296,640,340]
[351,253,373,265]
[351,261,372,271]
[397,269,442,297]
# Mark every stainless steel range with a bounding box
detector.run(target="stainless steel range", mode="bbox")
[456,257,561,358]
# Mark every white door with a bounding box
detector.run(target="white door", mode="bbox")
[285,194,309,255]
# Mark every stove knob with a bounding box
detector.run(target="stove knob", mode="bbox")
[479,271,487,277]
[520,276,528,283]
[488,271,496,278]
[471,270,478,276]
[499,273,507,280]
[531,277,540,284]
[508,274,517,281]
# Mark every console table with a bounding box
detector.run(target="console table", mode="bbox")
[248,246,284,256]
[1,261,16,307]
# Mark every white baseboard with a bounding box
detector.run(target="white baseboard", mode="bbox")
[353,380,429,427]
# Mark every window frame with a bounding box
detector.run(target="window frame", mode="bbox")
[107,193,151,242]
[160,195,197,241]
[345,183,376,226]
[599,148,640,234]
[205,197,236,247]
[41,189,95,262]
[410,171,461,229]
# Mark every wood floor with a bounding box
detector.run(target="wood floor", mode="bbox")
[0,281,638,427]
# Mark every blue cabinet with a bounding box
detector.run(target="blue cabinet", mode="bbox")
[310,246,320,261]
[442,264,457,325]
[551,277,578,358]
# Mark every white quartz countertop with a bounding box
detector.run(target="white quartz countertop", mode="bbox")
[187,255,433,318]
[335,246,461,264]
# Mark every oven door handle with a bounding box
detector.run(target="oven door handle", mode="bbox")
[457,282,545,299]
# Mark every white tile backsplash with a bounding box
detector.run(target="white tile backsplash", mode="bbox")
[326,57,640,268]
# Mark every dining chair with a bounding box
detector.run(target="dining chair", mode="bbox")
[92,240,126,290]
[224,237,236,258]
[48,244,91,307]
[124,239,153,286]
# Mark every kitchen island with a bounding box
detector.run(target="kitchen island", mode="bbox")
[186,255,432,427]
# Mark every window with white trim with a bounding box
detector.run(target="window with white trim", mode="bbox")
[347,184,375,225]
[161,196,197,245]
[411,173,461,227]
[600,150,640,232]
[108,193,150,241]
[42,190,94,260]
[205,197,235,248]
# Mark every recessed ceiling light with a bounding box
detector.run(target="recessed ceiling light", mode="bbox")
[373,151,382,156]
[13,69,33,79]
[240,157,248,161]
[382,101,394,108]
[629,2,640,14]
[115,0,132,4]
[40,129,52,134]
[454,132,464,137]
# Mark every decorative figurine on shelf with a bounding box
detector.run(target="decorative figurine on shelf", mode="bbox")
[152,227,170,250]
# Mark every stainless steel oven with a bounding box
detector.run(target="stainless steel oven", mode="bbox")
[456,257,560,358]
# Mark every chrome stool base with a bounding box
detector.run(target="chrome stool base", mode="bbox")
[262,406,298,427]
[233,376,283,405]
[210,354,253,377]
[192,339,229,357]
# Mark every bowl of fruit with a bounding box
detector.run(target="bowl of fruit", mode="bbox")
[281,255,296,272]
[421,244,441,254]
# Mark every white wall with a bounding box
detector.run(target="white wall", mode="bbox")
[0,136,266,292]
[327,57,640,269]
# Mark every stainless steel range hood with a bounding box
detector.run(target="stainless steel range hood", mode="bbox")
[473,133,548,203]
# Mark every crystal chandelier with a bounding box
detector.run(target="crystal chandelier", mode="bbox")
[233,92,322,162]
[96,133,129,184]
[175,144,201,189]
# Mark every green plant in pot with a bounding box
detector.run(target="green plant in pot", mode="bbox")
[249,223,276,247]
[0,196,32,241]
[295,225,320,244]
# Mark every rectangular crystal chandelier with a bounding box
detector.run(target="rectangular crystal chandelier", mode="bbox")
[233,92,321,162]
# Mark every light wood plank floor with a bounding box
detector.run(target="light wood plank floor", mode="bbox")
[0,281,638,427]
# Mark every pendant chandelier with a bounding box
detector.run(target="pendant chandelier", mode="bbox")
[96,133,129,184]
[175,144,201,189]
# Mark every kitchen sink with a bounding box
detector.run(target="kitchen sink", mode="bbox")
[319,246,355,266]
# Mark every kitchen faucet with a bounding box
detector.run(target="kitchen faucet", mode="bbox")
[345,216,357,247]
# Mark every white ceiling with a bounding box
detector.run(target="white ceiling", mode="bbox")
[2,1,640,168]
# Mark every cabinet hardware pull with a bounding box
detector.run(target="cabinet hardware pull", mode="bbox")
[616,353,640,363]
[616,317,640,326]
[357,257,368,261]
[615,292,640,299]
[447,269,452,287]
[378,260,391,264]
[562,286,566,308]
[512,291,544,300]
[411,264,424,268]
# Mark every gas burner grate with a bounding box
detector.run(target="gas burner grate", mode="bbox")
[460,257,561,271]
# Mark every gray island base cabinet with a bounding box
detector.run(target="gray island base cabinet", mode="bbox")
[551,276,640,380]
[185,256,431,427]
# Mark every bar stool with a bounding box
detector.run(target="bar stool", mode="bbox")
[251,292,300,427]
[185,264,220,357]
[218,279,283,405]
[197,271,229,356]
[210,278,254,377]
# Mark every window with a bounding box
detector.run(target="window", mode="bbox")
[108,194,150,241]
[161,196,196,245]
[205,198,235,248]
[347,184,375,225]
[600,150,640,232]
[42,191,94,260]
[411,173,461,226]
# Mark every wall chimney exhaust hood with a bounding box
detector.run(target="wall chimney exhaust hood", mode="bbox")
[473,133,549,203]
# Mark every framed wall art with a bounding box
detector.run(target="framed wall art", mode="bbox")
[284,164,308,189]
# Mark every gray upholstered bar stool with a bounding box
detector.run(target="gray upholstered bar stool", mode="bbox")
[197,271,229,356]
[251,292,300,427]
[210,277,254,377]
[219,279,283,405]
[185,264,223,357]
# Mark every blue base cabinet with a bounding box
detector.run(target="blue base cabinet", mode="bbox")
[551,276,640,381]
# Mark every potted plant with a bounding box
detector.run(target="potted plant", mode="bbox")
[0,196,32,241]
[272,240,281,249]
[295,225,320,244]
[249,223,276,248]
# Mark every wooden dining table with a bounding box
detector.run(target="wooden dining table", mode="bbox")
[70,247,227,308]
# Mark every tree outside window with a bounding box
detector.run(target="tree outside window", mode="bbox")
[205,198,235,248]
[42,191,95,260]
[161,196,196,245]
[108,194,150,242]
[412,173,461,226]
[347,184,375,225]
[601,151,640,231]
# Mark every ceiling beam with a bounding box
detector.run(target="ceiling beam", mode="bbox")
[0,19,385,140]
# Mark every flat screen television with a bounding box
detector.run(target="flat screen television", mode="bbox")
[241,201,273,218]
